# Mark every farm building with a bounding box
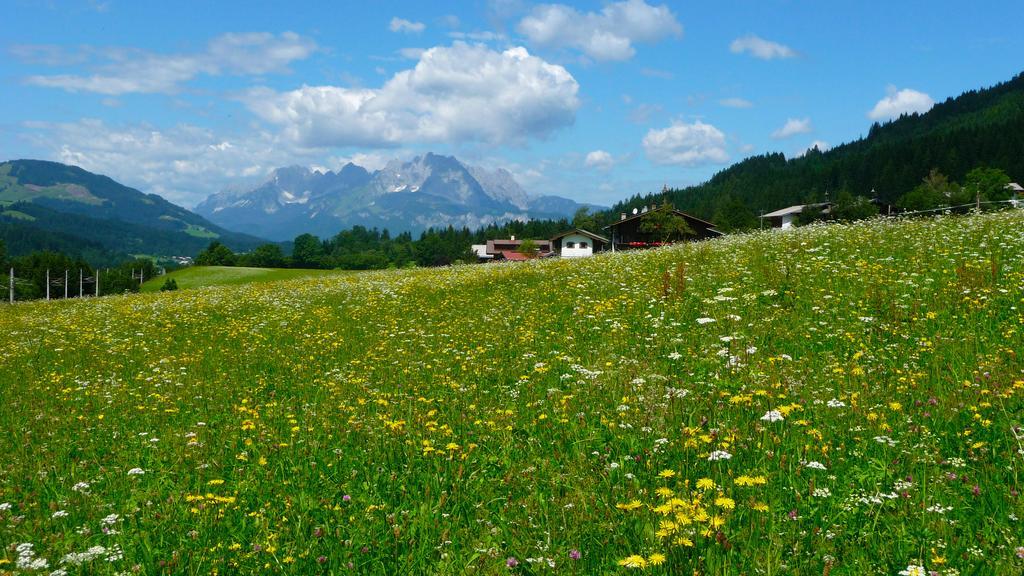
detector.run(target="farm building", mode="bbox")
[549,228,608,258]
[1007,182,1022,207]
[604,206,722,251]
[760,202,831,229]
[481,237,553,261]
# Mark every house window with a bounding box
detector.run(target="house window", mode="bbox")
[565,241,575,248]
[580,241,589,249]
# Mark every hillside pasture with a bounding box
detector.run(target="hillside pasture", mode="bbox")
[140,266,350,292]
[1,212,1023,574]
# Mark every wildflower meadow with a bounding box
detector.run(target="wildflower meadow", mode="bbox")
[1,211,1023,575]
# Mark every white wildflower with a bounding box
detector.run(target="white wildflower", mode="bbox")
[761,410,784,422]
[708,450,732,461]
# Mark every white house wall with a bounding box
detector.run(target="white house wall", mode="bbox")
[560,234,594,258]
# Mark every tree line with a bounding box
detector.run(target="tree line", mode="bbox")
[606,72,1024,230]
[196,217,575,270]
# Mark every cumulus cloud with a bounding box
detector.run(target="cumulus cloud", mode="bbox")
[642,120,729,166]
[584,150,614,169]
[389,17,426,33]
[23,32,315,95]
[20,119,327,207]
[242,43,580,148]
[771,117,812,139]
[867,86,934,120]
[719,97,752,108]
[729,35,796,60]
[8,44,90,66]
[517,0,682,61]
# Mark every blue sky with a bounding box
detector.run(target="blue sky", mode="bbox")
[1,0,1021,208]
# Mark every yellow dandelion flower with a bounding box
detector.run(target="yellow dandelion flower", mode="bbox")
[618,555,648,569]
[652,503,673,515]
[714,496,735,510]
[655,487,675,498]
[658,469,677,479]
[696,478,716,490]
[616,499,643,511]
[675,536,694,547]
[648,553,666,566]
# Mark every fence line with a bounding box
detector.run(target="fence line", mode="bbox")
[891,199,1020,218]
[7,267,100,304]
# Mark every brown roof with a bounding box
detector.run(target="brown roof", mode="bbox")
[500,250,531,261]
[485,239,552,255]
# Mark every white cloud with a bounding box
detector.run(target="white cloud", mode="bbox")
[439,15,461,29]
[729,35,796,60]
[642,120,729,166]
[771,117,812,139]
[448,31,506,42]
[517,0,682,61]
[797,140,830,157]
[640,67,673,79]
[389,17,426,33]
[719,97,752,108]
[585,150,614,169]
[867,86,934,120]
[243,43,580,148]
[24,32,316,95]
[397,47,426,59]
[20,119,325,207]
[628,102,663,124]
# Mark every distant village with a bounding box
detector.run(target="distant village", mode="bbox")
[473,182,1022,262]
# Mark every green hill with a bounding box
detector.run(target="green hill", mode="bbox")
[1,210,1022,573]
[610,71,1024,220]
[0,159,268,261]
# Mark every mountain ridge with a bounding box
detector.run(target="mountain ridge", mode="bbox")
[0,159,267,261]
[196,153,603,241]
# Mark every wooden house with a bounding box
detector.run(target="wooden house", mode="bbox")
[483,237,553,261]
[760,202,831,229]
[604,206,722,251]
[1007,183,1022,207]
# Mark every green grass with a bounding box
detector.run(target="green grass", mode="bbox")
[140,265,351,292]
[182,224,219,239]
[0,209,36,221]
[0,173,105,205]
[1,212,1023,575]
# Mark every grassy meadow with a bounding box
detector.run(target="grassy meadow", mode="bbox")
[140,266,350,293]
[1,212,1023,575]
